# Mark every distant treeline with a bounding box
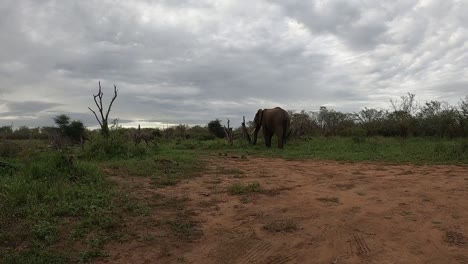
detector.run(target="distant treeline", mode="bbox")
[288,94,468,138]
[1,93,467,141]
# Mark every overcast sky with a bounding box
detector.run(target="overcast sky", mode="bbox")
[1,0,467,128]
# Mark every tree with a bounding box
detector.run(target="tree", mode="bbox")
[289,110,319,138]
[390,92,418,116]
[52,114,87,143]
[13,126,31,139]
[354,108,386,136]
[88,81,118,137]
[66,121,86,142]
[0,125,13,139]
[53,114,71,134]
[459,96,468,136]
[208,119,225,138]
[318,107,354,136]
[460,95,468,118]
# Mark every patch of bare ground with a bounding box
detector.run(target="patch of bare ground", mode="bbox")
[98,156,468,264]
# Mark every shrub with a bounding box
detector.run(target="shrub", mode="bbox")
[83,131,148,160]
[207,119,225,138]
[0,141,21,158]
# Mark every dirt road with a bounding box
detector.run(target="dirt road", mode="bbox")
[101,156,468,264]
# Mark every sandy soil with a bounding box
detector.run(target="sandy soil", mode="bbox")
[100,156,468,264]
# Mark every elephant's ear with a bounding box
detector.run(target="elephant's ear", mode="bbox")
[256,109,264,123]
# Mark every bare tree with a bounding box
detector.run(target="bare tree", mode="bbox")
[134,124,156,146]
[390,93,418,115]
[88,81,118,137]
[224,119,234,145]
[241,116,251,144]
[460,95,468,118]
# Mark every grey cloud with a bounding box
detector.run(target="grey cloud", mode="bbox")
[269,0,394,50]
[0,100,61,117]
[0,0,467,128]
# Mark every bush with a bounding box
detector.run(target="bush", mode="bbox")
[83,131,148,160]
[53,114,86,143]
[0,141,21,158]
[207,119,225,138]
[339,127,367,143]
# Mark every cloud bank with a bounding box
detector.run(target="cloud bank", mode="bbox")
[1,0,467,128]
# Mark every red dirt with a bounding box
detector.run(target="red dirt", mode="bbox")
[99,157,468,264]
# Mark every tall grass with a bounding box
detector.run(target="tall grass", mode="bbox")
[187,137,468,164]
[1,135,466,262]
[0,150,118,263]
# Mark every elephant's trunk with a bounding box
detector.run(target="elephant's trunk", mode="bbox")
[252,126,260,145]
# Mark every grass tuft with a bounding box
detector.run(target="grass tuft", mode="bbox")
[228,182,262,195]
[263,220,298,233]
[317,197,340,203]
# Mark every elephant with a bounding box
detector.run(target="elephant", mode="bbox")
[252,107,290,149]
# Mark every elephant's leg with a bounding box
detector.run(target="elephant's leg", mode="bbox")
[276,127,284,149]
[263,127,272,147]
[267,133,273,148]
[262,127,269,147]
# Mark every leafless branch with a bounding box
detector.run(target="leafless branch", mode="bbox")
[88,107,103,127]
[105,84,118,122]
[88,81,118,137]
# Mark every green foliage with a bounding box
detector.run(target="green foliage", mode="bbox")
[165,219,203,241]
[32,221,59,243]
[66,121,86,142]
[80,249,107,263]
[83,131,148,160]
[207,119,225,138]
[3,249,69,264]
[188,125,215,140]
[102,144,203,188]
[12,126,32,139]
[0,149,117,262]
[340,127,367,143]
[201,137,468,164]
[53,114,70,131]
[53,114,86,142]
[0,125,13,138]
[263,220,298,233]
[229,182,262,195]
[318,106,355,136]
[289,110,319,138]
[0,141,21,158]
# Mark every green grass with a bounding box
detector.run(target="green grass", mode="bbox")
[228,182,262,195]
[2,135,467,262]
[0,150,121,263]
[102,144,203,188]
[317,197,340,203]
[196,137,468,164]
[263,220,298,233]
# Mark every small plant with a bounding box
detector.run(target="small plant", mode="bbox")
[228,182,262,195]
[32,221,59,243]
[0,141,21,158]
[166,219,203,241]
[3,249,69,264]
[317,197,340,203]
[263,220,298,233]
[333,183,355,190]
[79,249,107,263]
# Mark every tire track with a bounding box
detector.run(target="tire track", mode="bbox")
[352,233,371,256]
[265,249,300,264]
[237,242,273,264]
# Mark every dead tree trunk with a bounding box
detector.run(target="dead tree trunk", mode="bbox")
[241,116,251,144]
[80,133,91,151]
[135,124,155,146]
[88,81,118,138]
[224,119,234,145]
